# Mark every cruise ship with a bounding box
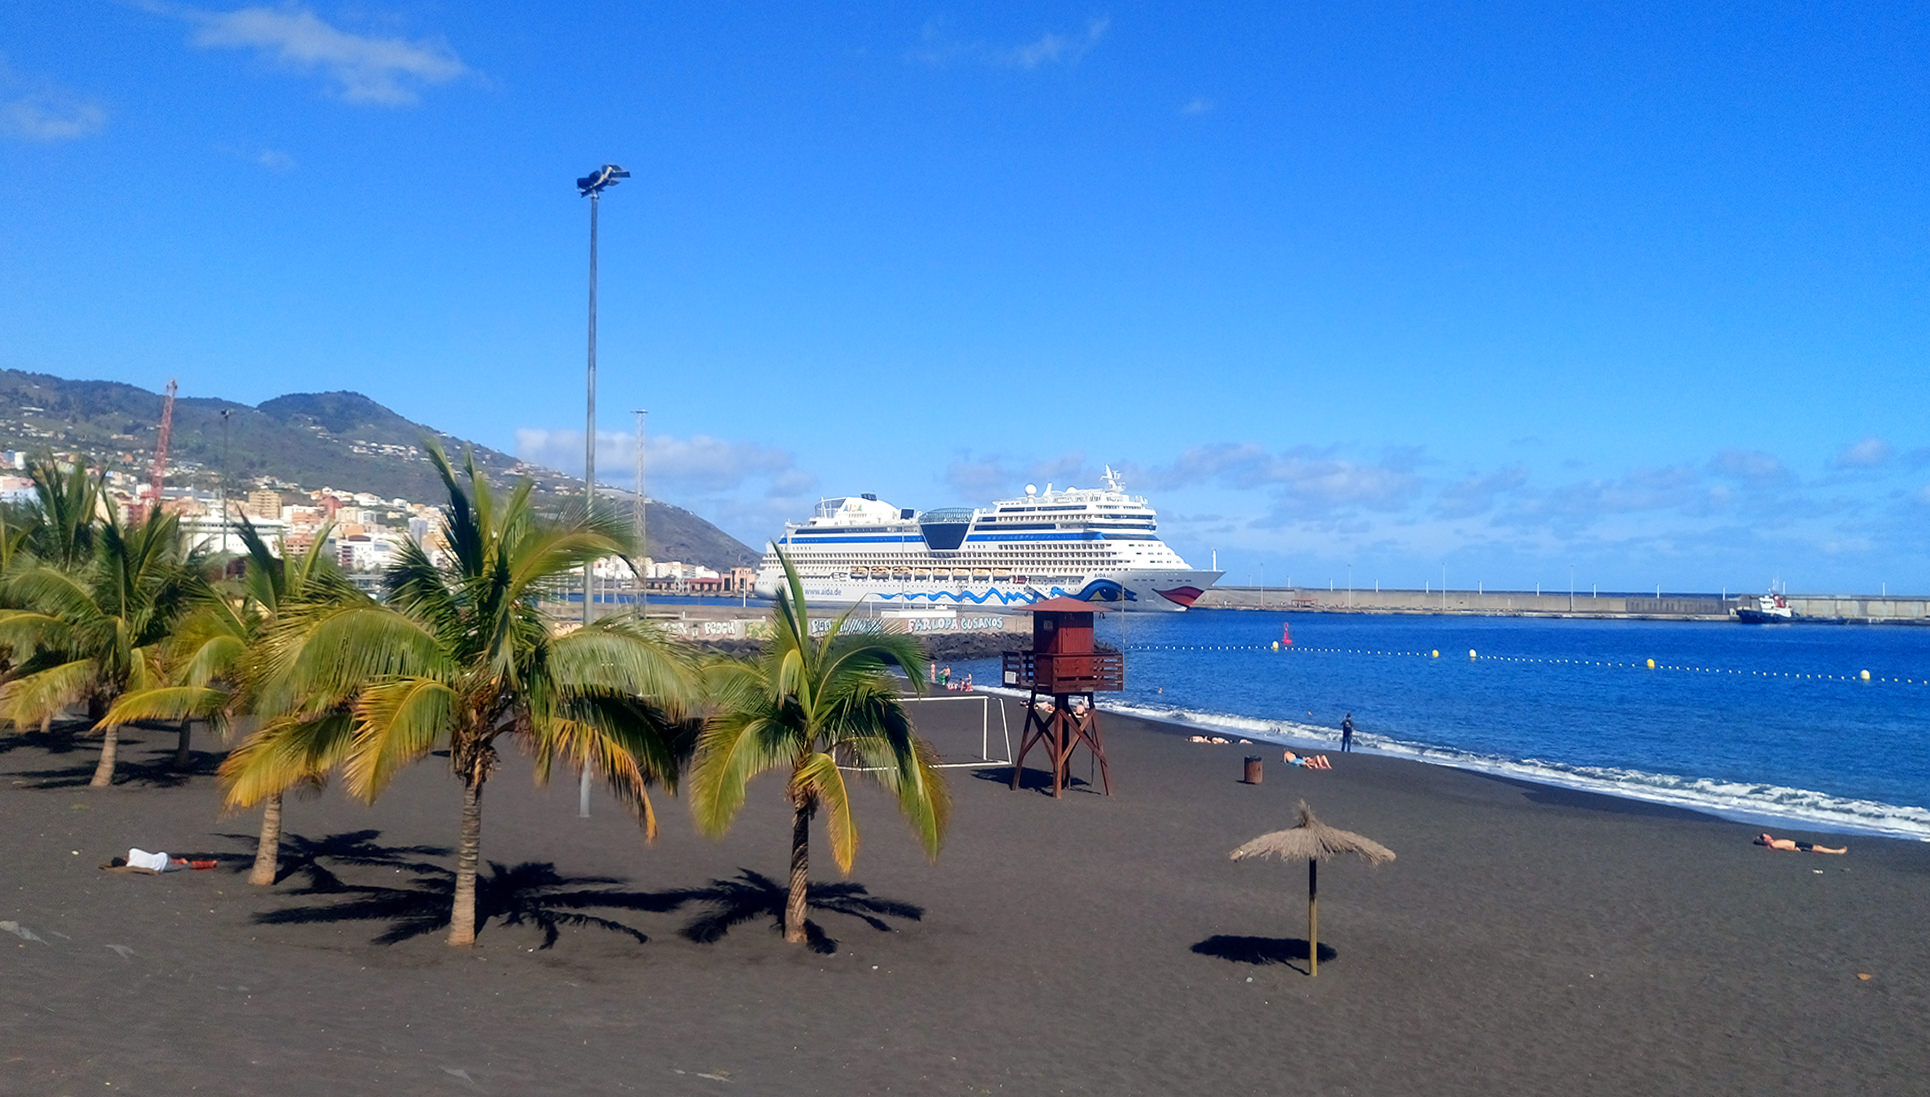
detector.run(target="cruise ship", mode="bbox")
[752,469,1221,611]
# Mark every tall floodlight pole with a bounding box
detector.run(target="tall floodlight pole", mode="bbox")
[577,162,631,819]
[219,409,232,554]
[633,409,647,615]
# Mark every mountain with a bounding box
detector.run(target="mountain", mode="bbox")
[0,369,758,570]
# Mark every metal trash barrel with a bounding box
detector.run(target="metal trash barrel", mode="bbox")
[1243,756,1263,784]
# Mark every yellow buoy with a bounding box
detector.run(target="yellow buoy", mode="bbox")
[1272,641,1280,651]
[1431,649,1439,658]
[1860,669,1871,681]
[1646,658,1655,670]
[1469,649,1478,660]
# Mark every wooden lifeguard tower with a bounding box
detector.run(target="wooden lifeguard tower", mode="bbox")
[1004,598,1124,797]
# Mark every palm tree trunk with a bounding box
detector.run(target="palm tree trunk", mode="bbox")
[448,767,485,946]
[785,801,811,944]
[90,724,119,787]
[248,793,284,886]
[172,718,193,769]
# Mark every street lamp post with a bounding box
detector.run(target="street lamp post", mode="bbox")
[219,409,232,554]
[633,408,646,615]
[576,162,630,819]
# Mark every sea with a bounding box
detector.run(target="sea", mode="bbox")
[942,611,1930,841]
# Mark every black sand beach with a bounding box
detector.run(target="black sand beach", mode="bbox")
[4,701,1926,1096]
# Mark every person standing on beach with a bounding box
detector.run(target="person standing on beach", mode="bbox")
[1340,713,1355,752]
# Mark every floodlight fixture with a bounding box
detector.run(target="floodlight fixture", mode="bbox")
[577,164,630,197]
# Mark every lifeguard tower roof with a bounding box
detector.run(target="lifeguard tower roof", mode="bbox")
[1025,597,1112,614]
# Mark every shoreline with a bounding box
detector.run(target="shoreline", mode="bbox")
[1081,690,1930,843]
[942,678,1930,843]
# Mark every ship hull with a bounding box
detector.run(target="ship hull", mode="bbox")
[754,569,1223,612]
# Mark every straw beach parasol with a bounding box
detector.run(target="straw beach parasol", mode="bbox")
[1230,800,1395,976]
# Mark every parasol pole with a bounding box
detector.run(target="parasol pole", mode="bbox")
[1308,859,1320,977]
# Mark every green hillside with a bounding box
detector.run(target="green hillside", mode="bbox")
[0,369,757,570]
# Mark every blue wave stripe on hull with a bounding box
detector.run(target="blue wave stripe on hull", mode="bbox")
[875,580,1138,605]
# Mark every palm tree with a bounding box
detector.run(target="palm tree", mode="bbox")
[0,504,205,785]
[220,445,701,944]
[688,551,951,944]
[18,455,103,570]
[0,457,103,719]
[103,519,362,883]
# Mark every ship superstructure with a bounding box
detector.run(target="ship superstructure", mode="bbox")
[752,468,1220,611]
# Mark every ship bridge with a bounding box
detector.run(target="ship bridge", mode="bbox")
[918,507,974,551]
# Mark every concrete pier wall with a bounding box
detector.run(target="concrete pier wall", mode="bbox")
[1196,587,1930,623]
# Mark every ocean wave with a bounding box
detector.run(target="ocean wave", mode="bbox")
[1096,698,1930,841]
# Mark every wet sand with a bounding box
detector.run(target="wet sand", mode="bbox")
[3,700,1926,1096]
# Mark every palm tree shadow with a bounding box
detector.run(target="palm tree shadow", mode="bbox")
[9,762,98,788]
[679,868,925,955]
[254,859,678,948]
[7,732,218,789]
[216,828,451,888]
[111,750,225,787]
[0,722,91,757]
[1191,933,1336,976]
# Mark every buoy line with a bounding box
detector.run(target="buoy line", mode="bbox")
[1110,643,1922,684]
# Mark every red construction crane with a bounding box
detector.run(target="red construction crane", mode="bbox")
[147,379,177,519]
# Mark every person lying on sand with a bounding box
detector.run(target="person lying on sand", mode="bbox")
[99,849,218,873]
[1755,833,1846,854]
[1283,750,1332,770]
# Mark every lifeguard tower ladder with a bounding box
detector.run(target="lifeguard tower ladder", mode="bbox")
[1003,598,1123,797]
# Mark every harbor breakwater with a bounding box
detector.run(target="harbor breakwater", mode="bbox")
[546,588,1930,630]
[1198,586,1930,623]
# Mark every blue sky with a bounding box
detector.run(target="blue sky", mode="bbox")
[3,3,1926,594]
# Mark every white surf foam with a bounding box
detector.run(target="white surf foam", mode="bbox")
[1099,698,1930,841]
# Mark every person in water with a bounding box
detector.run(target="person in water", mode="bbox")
[1755,833,1847,854]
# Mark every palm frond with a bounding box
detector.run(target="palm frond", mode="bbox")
[3,565,100,622]
[688,702,795,837]
[342,677,456,801]
[795,750,858,873]
[219,712,355,809]
[843,731,951,860]
[0,609,79,658]
[548,621,701,716]
[0,657,100,728]
[263,603,451,715]
[99,685,229,728]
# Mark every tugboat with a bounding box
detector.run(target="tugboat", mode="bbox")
[1735,591,1795,624]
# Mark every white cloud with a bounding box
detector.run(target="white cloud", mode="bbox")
[160,3,468,106]
[1179,95,1213,116]
[909,16,1110,70]
[1833,436,1892,469]
[945,453,1090,501]
[1709,449,1790,484]
[514,428,800,496]
[1130,443,1425,512]
[0,58,105,141]
[1434,466,1529,520]
[256,147,296,171]
[997,17,1110,69]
